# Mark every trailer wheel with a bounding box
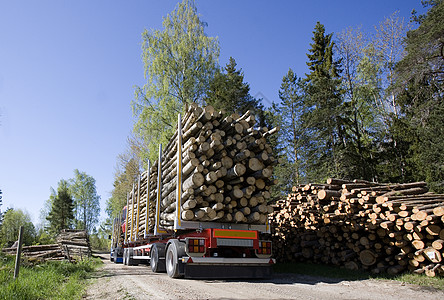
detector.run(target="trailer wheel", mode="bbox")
[150,243,166,273]
[127,248,138,266]
[123,248,128,265]
[166,240,185,278]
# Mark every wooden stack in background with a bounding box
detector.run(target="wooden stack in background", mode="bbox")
[126,104,278,237]
[271,179,444,277]
[1,229,91,262]
[56,229,91,260]
[2,244,64,261]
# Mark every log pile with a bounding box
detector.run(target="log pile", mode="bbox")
[271,179,444,277]
[2,244,65,261]
[126,104,277,238]
[1,230,91,262]
[56,229,91,260]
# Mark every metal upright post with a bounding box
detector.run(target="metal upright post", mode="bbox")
[175,113,183,228]
[135,175,141,239]
[124,192,129,244]
[130,184,135,243]
[154,144,163,235]
[145,160,151,237]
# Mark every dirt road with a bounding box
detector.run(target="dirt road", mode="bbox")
[84,254,443,300]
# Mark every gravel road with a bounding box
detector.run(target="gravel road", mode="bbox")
[84,254,443,300]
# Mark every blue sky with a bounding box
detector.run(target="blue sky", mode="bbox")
[0,0,424,224]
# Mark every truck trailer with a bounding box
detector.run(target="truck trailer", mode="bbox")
[110,104,277,279]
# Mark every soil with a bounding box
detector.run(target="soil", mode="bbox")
[84,254,444,300]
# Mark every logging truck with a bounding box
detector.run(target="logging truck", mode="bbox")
[110,104,277,279]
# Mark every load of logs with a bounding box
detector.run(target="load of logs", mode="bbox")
[126,104,277,240]
[272,179,444,277]
[1,229,91,262]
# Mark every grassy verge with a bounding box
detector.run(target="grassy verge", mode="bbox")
[274,262,444,290]
[0,253,102,300]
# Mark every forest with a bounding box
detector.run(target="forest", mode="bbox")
[105,0,443,223]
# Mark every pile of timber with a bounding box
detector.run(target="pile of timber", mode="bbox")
[272,179,444,277]
[1,230,91,262]
[127,104,277,239]
[2,244,65,261]
[56,229,91,260]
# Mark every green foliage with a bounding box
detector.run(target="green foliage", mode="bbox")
[205,57,260,116]
[302,22,347,181]
[70,170,101,234]
[46,179,75,236]
[0,209,36,247]
[0,254,101,299]
[393,0,444,191]
[89,225,110,251]
[273,69,306,192]
[132,0,219,162]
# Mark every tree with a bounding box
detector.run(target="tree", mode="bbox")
[274,69,306,190]
[0,189,3,227]
[205,57,260,115]
[302,22,346,181]
[70,170,101,234]
[394,0,444,191]
[46,179,75,235]
[132,0,219,162]
[372,11,410,118]
[106,135,144,220]
[0,209,36,247]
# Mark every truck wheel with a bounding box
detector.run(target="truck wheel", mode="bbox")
[110,251,114,262]
[166,240,185,278]
[123,248,128,265]
[127,248,138,266]
[150,243,166,273]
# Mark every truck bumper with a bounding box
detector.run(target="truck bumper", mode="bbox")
[181,257,275,279]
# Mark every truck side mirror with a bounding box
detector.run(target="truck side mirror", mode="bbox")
[108,234,112,240]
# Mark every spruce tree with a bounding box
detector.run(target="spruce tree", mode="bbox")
[46,180,74,235]
[302,22,347,181]
[205,57,260,116]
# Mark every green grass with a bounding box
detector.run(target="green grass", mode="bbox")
[274,262,444,290]
[0,253,102,300]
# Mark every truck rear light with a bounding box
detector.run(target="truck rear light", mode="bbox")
[256,240,272,258]
[185,238,206,257]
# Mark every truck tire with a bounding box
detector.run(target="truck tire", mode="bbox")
[166,240,185,278]
[150,243,166,273]
[127,248,138,266]
[110,250,114,262]
[123,248,128,265]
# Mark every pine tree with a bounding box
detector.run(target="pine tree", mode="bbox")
[46,180,74,235]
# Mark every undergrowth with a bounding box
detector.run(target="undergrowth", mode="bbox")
[0,252,102,300]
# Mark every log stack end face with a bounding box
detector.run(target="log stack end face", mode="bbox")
[126,105,279,235]
[271,179,444,277]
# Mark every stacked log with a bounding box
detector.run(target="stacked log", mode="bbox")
[126,104,277,235]
[2,244,64,261]
[56,229,91,260]
[271,179,444,277]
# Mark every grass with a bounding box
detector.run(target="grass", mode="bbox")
[274,262,444,290]
[0,253,102,300]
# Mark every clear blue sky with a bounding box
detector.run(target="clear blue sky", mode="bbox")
[0,0,423,225]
